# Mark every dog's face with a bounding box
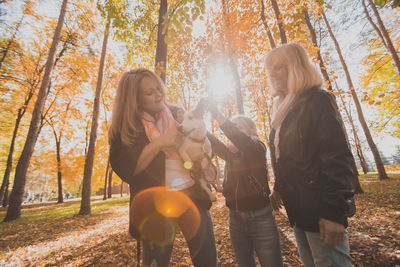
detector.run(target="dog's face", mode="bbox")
[177,111,205,135]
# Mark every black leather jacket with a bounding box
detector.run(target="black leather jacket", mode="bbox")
[270,87,354,232]
[208,120,270,211]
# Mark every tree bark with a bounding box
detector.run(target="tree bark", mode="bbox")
[120,182,123,197]
[107,169,113,199]
[155,0,168,82]
[103,158,110,200]
[260,0,276,49]
[3,0,69,222]
[339,94,369,174]
[303,9,333,91]
[367,0,400,77]
[321,10,388,180]
[361,0,388,49]
[269,0,287,44]
[79,18,111,215]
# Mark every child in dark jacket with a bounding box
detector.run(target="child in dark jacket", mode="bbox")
[206,101,283,267]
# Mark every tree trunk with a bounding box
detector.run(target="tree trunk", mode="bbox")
[120,182,123,197]
[0,12,24,71]
[0,108,24,204]
[228,57,244,114]
[155,0,168,82]
[339,94,369,174]
[55,137,63,204]
[367,0,400,77]
[3,0,69,222]
[103,158,109,200]
[2,183,9,207]
[361,0,388,49]
[260,0,276,49]
[303,9,333,92]
[321,10,388,180]
[269,0,287,44]
[79,18,111,215]
[107,169,113,199]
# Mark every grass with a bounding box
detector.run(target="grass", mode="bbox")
[357,173,400,210]
[0,196,130,230]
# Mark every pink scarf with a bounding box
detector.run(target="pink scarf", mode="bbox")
[141,105,180,160]
[271,93,296,159]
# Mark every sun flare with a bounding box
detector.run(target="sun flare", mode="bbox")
[207,66,235,102]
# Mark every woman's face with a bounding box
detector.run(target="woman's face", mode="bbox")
[138,76,165,115]
[267,62,288,97]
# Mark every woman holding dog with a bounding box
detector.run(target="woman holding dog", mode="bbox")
[108,68,217,267]
[205,105,284,266]
[265,43,354,267]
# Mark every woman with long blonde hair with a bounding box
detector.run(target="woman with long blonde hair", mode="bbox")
[109,68,217,267]
[266,43,354,267]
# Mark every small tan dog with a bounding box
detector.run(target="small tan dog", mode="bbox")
[177,101,220,202]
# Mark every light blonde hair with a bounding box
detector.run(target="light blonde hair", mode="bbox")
[109,68,166,145]
[265,42,323,94]
[232,115,258,138]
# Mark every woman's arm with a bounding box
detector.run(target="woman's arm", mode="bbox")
[315,91,354,225]
[135,127,181,175]
[212,109,265,163]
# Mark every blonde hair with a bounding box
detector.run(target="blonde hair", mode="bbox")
[109,68,166,145]
[265,42,322,94]
[232,115,258,138]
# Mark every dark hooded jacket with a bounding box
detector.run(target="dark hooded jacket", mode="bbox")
[270,87,355,232]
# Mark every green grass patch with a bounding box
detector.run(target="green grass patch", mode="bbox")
[0,196,130,230]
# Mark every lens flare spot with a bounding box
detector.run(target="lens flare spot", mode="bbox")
[184,161,193,170]
[131,187,201,244]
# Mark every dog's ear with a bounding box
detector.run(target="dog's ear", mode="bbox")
[192,98,206,119]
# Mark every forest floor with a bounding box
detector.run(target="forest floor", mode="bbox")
[0,174,399,267]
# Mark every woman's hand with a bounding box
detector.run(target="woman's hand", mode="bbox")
[319,218,345,248]
[154,126,182,149]
[269,190,283,211]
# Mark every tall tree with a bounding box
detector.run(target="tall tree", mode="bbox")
[269,0,287,44]
[155,0,168,82]
[339,93,369,174]
[3,0,69,222]
[260,0,276,49]
[303,8,333,91]
[363,0,400,77]
[79,17,111,215]
[321,8,388,180]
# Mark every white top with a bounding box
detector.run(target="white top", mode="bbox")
[165,159,194,190]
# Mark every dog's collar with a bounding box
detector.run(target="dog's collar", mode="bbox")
[180,127,205,143]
